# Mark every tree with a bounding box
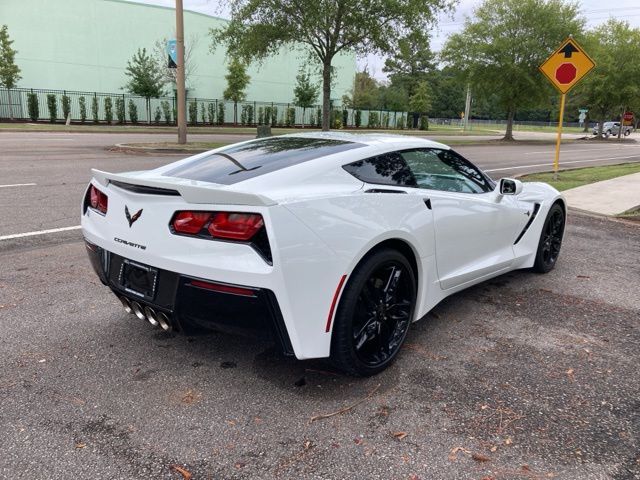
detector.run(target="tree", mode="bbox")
[124,48,165,124]
[152,35,199,89]
[223,58,250,125]
[576,20,640,138]
[0,25,22,120]
[409,80,432,128]
[343,70,381,110]
[383,31,434,99]
[210,0,453,131]
[441,0,584,140]
[293,69,319,128]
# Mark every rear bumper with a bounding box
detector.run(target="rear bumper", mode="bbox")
[85,239,294,355]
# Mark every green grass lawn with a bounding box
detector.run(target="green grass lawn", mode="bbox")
[520,162,640,191]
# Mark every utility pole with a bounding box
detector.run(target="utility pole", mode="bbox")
[176,0,187,144]
[463,84,471,131]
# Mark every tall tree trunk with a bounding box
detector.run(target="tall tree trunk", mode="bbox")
[322,60,332,131]
[597,117,604,137]
[617,106,625,140]
[503,107,515,141]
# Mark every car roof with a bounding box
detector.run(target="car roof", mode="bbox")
[278,131,450,150]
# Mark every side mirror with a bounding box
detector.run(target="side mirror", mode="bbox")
[498,178,523,195]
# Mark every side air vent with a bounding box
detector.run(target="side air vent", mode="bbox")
[364,189,407,194]
[110,180,181,196]
[514,203,541,244]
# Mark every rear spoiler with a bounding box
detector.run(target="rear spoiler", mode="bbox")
[91,169,276,206]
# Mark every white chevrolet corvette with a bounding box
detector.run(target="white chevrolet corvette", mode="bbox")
[82,133,566,375]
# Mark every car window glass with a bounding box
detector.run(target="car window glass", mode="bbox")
[343,152,417,187]
[401,149,493,194]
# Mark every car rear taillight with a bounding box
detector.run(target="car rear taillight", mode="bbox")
[87,185,108,214]
[170,211,264,241]
[170,210,271,263]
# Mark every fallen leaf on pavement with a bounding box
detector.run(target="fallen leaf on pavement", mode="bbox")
[472,453,491,462]
[392,431,408,440]
[75,443,86,449]
[448,446,471,461]
[504,437,513,445]
[169,465,192,480]
[490,445,498,452]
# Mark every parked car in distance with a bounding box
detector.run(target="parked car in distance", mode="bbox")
[593,122,633,136]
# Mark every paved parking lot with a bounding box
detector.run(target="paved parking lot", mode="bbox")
[0,132,639,479]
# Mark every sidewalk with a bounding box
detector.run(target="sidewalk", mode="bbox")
[562,172,640,216]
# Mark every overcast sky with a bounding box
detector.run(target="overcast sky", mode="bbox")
[132,0,640,79]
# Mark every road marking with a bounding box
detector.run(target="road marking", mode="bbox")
[0,183,37,188]
[485,155,640,172]
[0,225,81,241]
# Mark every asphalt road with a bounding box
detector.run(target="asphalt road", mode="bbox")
[1,132,639,479]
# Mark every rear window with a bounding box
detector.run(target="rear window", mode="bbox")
[163,137,365,185]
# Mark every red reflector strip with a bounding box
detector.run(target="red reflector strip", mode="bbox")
[189,279,256,297]
[325,274,347,333]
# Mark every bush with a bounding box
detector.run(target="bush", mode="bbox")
[316,107,322,127]
[368,111,379,128]
[247,104,254,125]
[104,97,113,124]
[188,100,197,125]
[61,95,71,121]
[201,103,206,124]
[91,96,99,123]
[115,97,125,124]
[128,99,138,124]
[271,106,278,127]
[342,109,348,127]
[258,106,264,125]
[46,94,57,123]
[154,106,162,125]
[263,106,271,126]
[207,103,214,125]
[217,102,225,125]
[162,101,172,125]
[286,107,295,127]
[355,110,362,128]
[396,115,404,130]
[382,113,390,128]
[309,111,315,126]
[330,109,340,129]
[78,96,87,123]
[27,92,39,121]
[240,104,248,125]
[419,115,429,131]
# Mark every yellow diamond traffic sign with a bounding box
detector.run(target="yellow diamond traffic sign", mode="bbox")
[539,37,595,94]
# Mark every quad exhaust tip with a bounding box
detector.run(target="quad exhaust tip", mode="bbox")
[119,296,132,314]
[143,306,159,327]
[157,312,172,332]
[131,301,146,321]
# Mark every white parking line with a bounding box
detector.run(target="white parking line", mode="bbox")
[0,183,37,188]
[0,225,82,241]
[484,155,640,173]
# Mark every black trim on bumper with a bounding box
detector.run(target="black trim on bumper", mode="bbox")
[84,240,293,355]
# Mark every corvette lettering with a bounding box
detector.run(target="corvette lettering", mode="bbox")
[114,237,147,250]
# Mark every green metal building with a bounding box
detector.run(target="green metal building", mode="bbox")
[0,0,356,103]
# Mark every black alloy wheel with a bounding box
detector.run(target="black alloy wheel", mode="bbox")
[330,249,416,376]
[533,203,565,273]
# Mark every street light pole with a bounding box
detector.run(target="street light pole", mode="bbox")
[175,0,187,144]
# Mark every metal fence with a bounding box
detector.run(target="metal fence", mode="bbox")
[0,87,416,128]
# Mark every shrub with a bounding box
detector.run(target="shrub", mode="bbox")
[91,96,99,123]
[271,106,278,127]
[335,118,343,129]
[46,94,57,123]
[419,115,429,131]
[201,103,206,124]
[104,97,113,124]
[162,101,172,125]
[188,100,197,125]
[368,111,379,128]
[173,107,177,124]
[342,109,348,127]
[240,104,248,125]
[78,96,87,123]
[263,106,271,126]
[382,113,390,128]
[396,115,404,130]
[309,111,315,126]
[247,104,254,125]
[316,107,322,127]
[217,102,225,125]
[27,92,39,121]
[115,97,125,124]
[258,106,264,125]
[330,109,340,129]
[61,95,71,121]
[128,99,138,123]
[286,107,295,127]
[154,106,162,124]
[355,110,362,128]
[207,103,214,125]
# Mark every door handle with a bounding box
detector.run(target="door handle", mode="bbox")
[423,198,432,210]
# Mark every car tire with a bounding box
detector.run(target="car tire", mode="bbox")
[330,248,416,376]
[606,129,612,136]
[533,203,565,273]
[624,130,631,136]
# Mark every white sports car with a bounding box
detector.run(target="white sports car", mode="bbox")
[82,133,566,375]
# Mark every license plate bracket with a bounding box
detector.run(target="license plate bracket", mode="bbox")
[119,259,158,300]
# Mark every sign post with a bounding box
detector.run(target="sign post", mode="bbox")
[539,37,595,178]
